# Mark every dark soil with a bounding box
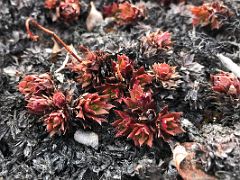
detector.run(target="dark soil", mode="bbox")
[0,0,240,179]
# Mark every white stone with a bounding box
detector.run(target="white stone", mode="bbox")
[74,129,99,149]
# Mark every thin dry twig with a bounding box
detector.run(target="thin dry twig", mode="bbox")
[25,17,82,63]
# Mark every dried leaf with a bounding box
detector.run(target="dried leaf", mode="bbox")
[173,143,216,180]
[50,38,62,62]
[86,1,103,31]
[51,38,61,55]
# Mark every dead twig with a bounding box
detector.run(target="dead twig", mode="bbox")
[25,17,82,63]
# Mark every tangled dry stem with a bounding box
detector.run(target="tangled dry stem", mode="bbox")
[25,17,82,63]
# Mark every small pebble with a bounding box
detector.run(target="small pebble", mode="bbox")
[74,129,99,149]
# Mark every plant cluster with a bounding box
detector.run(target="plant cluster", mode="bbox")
[112,83,184,147]
[18,72,115,136]
[191,1,233,30]
[44,0,80,22]
[18,74,70,136]
[44,0,146,26]
[21,0,236,147]
[19,18,186,147]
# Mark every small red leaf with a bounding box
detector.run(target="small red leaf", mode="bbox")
[127,123,154,147]
[211,71,240,96]
[26,95,53,114]
[156,106,184,138]
[44,110,68,136]
[18,74,54,97]
[53,91,66,108]
[75,93,114,125]
[152,63,175,81]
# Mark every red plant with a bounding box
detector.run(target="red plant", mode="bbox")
[112,54,133,81]
[112,110,134,137]
[75,93,115,125]
[102,2,119,17]
[191,2,233,30]
[57,0,80,21]
[131,67,153,87]
[117,2,142,24]
[152,63,176,81]
[211,71,240,96]
[112,83,157,147]
[113,94,184,146]
[22,18,186,147]
[143,31,172,50]
[77,71,93,88]
[26,95,53,114]
[123,83,155,113]
[18,74,54,97]
[53,91,66,108]
[128,123,154,147]
[67,47,109,88]
[102,2,143,25]
[44,110,68,136]
[44,0,57,9]
[99,83,124,102]
[152,63,181,89]
[67,59,93,88]
[112,106,184,147]
[113,110,154,147]
[156,106,184,139]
